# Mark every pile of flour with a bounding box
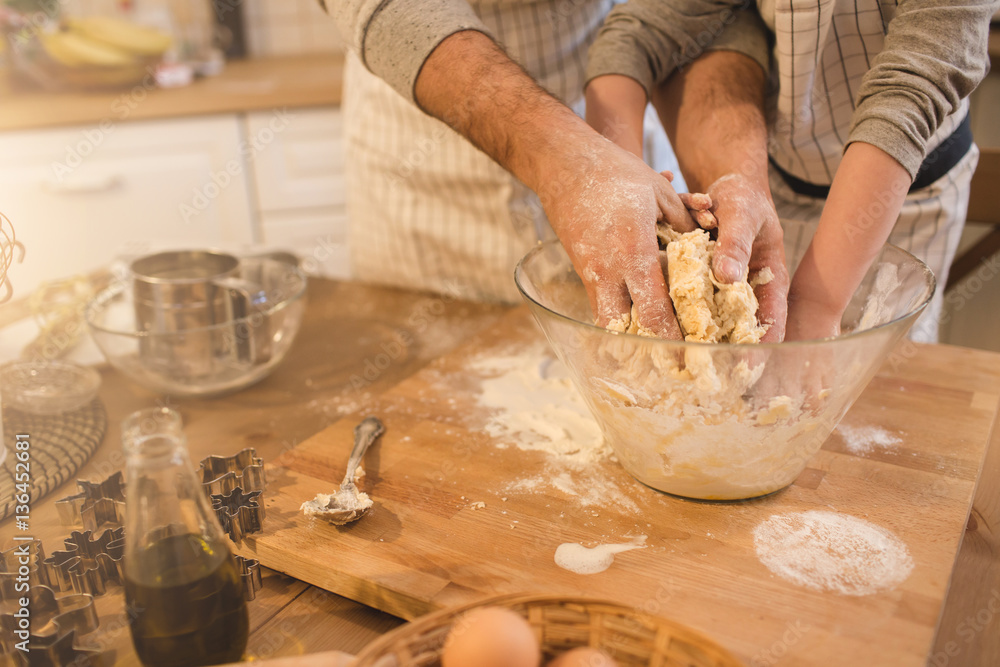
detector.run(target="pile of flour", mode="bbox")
[752,510,913,595]
[469,345,640,513]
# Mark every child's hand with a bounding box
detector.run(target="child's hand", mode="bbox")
[785,294,843,341]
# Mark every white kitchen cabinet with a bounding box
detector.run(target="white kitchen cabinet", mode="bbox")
[246,107,345,211]
[245,107,349,278]
[0,115,255,300]
[259,208,350,279]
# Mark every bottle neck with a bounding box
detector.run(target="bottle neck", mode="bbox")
[124,433,227,555]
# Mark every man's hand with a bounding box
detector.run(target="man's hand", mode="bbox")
[704,173,789,342]
[652,50,789,341]
[416,31,697,338]
[541,139,695,338]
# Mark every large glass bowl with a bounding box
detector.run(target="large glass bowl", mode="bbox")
[85,257,306,397]
[515,240,935,500]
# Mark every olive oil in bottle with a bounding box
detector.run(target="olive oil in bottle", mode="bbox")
[126,533,249,667]
[122,412,250,667]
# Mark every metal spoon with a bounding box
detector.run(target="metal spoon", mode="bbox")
[301,416,385,525]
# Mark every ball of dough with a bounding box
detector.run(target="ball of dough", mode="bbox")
[548,647,618,667]
[442,607,541,667]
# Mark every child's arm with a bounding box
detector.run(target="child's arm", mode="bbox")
[585,75,647,158]
[584,0,770,159]
[785,145,910,341]
[583,1,788,340]
[787,0,994,340]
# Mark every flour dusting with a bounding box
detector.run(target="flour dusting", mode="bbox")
[504,472,641,514]
[753,510,913,595]
[837,423,901,455]
[470,345,644,512]
[470,347,608,465]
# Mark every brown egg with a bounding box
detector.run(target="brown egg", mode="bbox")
[441,606,541,667]
[548,647,619,667]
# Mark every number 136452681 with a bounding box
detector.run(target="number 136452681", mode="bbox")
[14,434,30,532]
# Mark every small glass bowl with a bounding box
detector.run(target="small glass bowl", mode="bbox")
[0,360,101,415]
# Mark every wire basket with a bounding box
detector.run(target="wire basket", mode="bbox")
[353,594,745,667]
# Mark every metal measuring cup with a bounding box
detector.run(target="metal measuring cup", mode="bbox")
[130,250,271,380]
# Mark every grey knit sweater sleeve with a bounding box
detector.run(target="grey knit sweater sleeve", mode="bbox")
[848,0,995,178]
[587,0,995,180]
[585,0,771,99]
[316,0,493,102]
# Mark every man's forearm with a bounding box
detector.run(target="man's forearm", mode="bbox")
[414,30,598,202]
[652,50,769,191]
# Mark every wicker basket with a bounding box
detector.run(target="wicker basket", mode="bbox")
[353,594,745,667]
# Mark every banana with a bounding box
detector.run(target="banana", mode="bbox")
[40,30,137,68]
[66,16,172,57]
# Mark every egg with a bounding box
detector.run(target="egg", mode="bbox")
[441,606,541,667]
[547,647,619,667]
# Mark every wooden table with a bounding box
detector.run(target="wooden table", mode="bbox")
[1,278,998,665]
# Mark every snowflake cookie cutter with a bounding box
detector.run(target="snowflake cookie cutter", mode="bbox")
[40,528,125,597]
[211,487,265,543]
[55,471,127,532]
[198,448,266,497]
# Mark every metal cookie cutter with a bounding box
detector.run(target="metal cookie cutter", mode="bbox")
[41,528,125,597]
[235,555,263,601]
[211,487,265,543]
[0,584,99,647]
[0,542,111,667]
[198,448,266,497]
[55,471,127,532]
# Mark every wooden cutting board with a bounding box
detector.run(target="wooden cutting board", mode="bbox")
[240,307,1000,666]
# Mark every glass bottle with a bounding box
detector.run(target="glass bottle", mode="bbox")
[122,408,249,667]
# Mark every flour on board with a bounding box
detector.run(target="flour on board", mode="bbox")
[752,510,913,595]
[469,345,641,513]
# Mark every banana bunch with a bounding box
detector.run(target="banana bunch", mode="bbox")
[40,16,172,68]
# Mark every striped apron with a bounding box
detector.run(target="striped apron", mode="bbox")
[758,0,978,342]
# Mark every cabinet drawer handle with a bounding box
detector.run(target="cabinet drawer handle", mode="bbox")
[44,173,121,194]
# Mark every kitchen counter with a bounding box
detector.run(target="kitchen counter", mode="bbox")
[1,278,998,664]
[2,23,994,134]
[0,53,344,133]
